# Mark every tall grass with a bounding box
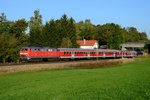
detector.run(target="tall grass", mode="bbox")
[0,58,150,100]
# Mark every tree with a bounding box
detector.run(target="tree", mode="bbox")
[126,27,140,42]
[0,13,28,63]
[60,37,72,48]
[76,19,96,40]
[59,14,78,48]
[96,23,124,49]
[42,19,62,47]
[29,9,43,46]
[139,32,148,41]
[68,17,78,47]
[10,19,28,37]
[0,33,17,62]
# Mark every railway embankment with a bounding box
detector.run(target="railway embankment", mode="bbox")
[0,58,135,75]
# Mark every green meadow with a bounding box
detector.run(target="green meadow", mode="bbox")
[0,58,150,100]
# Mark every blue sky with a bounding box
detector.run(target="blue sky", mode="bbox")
[0,0,150,38]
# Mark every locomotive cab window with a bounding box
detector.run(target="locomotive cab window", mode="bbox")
[21,48,28,51]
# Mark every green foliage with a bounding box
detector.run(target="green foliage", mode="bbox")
[29,9,43,46]
[139,32,148,41]
[96,23,124,49]
[127,27,140,42]
[60,37,72,48]
[76,19,96,40]
[0,58,150,99]
[42,19,61,47]
[0,13,28,63]
[59,15,78,48]
[0,33,17,62]
[42,14,78,48]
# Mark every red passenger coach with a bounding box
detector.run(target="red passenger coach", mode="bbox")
[97,49,120,58]
[58,48,121,59]
[20,47,59,61]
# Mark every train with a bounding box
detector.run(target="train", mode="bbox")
[19,46,137,62]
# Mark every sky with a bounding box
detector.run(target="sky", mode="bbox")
[0,0,150,38]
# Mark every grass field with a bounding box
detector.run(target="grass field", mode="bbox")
[0,58,150,100]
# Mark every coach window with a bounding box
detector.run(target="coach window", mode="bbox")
[72,52,75,55]
[99,52,102,54]
[63,52,65,55]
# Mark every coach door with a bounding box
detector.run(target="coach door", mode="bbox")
[87,52,90,59]
[71,51,75,59]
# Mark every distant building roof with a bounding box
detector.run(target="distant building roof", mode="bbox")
[76,40,97,46]
[120,43,145,48]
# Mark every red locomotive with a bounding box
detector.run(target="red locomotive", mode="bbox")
[20,46,137,62]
